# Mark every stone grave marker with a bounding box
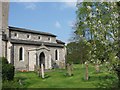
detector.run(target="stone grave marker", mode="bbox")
[85,62,89,80]
[66,63,73,76]
[41,64,45,79]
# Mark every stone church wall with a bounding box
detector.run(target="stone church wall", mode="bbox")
[49,47,66,68]
[0,1,66,71]
[10,30,56,43]
[13,44,38,70]
[13,43,66,71]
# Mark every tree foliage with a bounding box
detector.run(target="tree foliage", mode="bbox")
[75,1,120,86]
[66,38,91,64]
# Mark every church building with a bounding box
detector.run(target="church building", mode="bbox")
[0,2,66,71]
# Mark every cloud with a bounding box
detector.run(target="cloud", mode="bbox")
[19,2,37,10]
[15,2,37,10]
[55,21,61,28]
[24,3,37,10]
[64,2,77,9]
[68,20,75,27]
[60,2,77,10]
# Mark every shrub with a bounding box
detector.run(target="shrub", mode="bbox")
[0,57,15,81]
[1,57,8,65]
[2,64,15,81]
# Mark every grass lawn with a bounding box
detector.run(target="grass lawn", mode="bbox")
[3,64,118,88]
[3,65,117,88]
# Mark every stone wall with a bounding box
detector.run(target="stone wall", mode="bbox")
[10,30,56,43]
[13,43,66,71]
[0,1,66,72]
[0,2,9,57]
[13,44,38,70]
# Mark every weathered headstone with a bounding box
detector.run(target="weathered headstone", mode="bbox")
[38,66,41,77]
[66,63,73,76]
[67,63,70,76]
[34,65,39,75]
[59,60,65,69]
[41,64,45,79]
[18,79,22,85]
[95,64,100,73]
[85,62,89,80]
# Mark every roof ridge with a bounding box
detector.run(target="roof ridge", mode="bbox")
[8,26,56,37]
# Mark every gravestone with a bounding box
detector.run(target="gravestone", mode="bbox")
[34,65,39,75]
[85,62,89,80]
[95,64,100,73]
[66,63,73,76]
[59,60,66,69]
[37,66,41,77]
[18,79,22,85]
[41,64,45,79]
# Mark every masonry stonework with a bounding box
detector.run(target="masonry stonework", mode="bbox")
[1,1,66,71]
[13,42,66,71]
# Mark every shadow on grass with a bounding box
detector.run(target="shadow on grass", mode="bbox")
[15,77,27,81]
[96,79,118,88]
[89,75,115,81]
[90,74,119,88]
[80,72,119,88]
[44,74,51,78]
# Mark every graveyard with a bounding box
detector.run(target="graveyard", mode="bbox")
[2,64,118,88]
[1,1,120,89]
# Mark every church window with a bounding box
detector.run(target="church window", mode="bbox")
[48,37,51,41]
[27,34,30,39]
[55,50,59,60]
[14,33,17,37]
[38,36,41,39]
[19,47,24,61]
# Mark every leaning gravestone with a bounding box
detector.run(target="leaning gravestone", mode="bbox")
[41,64,45,79]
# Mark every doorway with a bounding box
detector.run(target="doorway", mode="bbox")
[39,52,45,68]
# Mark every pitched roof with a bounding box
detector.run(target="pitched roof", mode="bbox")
[56,39,65,44]
[9,26,56,37]
[10,39,64,48]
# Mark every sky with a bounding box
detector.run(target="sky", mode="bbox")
[9,2,77,43]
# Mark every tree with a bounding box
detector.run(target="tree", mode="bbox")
[66,42,80,64]
[75,1,120,86]
[66,39,91,64]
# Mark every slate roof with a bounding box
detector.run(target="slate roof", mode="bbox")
[2,26,65,47]
[56,39,65,44]
[9,26,56,37]
[10,39,64,48]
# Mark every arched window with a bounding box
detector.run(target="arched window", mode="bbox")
[19,47,23,61]
[55,50,58,60]
[48,37,51,41]
[14,33,18,37]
